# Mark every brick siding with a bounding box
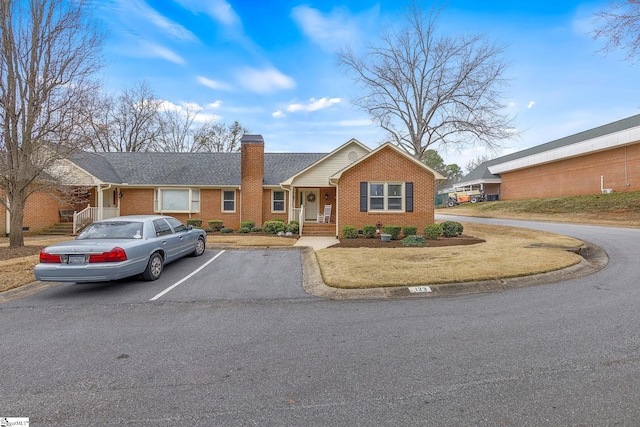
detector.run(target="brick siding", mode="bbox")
[501,144,640,200]
[337,145,436,237]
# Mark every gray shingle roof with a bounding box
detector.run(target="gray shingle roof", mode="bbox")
[68,151,327,186]
[461,113,640,183]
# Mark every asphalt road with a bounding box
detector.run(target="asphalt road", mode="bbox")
[2,218,640,426]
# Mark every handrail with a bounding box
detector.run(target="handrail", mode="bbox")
[299,205,304,236]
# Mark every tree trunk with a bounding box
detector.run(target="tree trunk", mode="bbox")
[8,190,26,247]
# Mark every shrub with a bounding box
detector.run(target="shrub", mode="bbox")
[401,235,426,247]
[424,223,443,240]
[251,227,262,233]
[263,220,286,234]
[240,220,255,230]
[187,218,202,228]
[221,227,234,234]
[402,225,417,237]
[238,227,250,233]
[208,220,224,232]
[441,221,463,237]
[342,225,358,239]
[272,218,285,222]
[287,221,300,234]
[382,225,402,240]
[363,224,376,238]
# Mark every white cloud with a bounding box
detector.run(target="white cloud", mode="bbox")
[118,0,197,41]
[528,101,536,109]
[197,76,233,91]
[287,97,341,113]
[291,5,379,51]
[207,100,222,109]
[272,110,286,119]
[139,41,184,64]
[237,67,295,94]
[173,0,241,28]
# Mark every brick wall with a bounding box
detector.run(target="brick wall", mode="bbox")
[337,145,436,236]
[501,144,640,200]
[240,136,264,226]
[1,188,90,235]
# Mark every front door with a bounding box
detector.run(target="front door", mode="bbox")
[300,189,319,221]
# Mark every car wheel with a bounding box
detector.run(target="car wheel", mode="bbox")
[191,237,205,257]
[142,253,163,281]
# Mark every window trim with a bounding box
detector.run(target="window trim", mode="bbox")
[222,189,236,213]
[272,190,286,213]
[368,182,405,212]
[154,188,200,214]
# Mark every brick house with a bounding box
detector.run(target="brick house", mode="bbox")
[457,114,640,200]
[2,135,445,237]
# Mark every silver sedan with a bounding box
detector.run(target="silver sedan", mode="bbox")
[34,215,206,282]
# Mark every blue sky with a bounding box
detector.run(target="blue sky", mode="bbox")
[97,0,639,170]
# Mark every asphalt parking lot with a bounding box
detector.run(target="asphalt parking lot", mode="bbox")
[3,248,314,308]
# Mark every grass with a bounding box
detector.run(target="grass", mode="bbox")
[316,222,583,289]
[439,190,640,227]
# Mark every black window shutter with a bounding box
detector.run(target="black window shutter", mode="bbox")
[360,182,368,212]
[406,182,414,212]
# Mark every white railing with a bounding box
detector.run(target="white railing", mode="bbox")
[73,205,97,234]
[291,206,305,236]
[73,206,120,233]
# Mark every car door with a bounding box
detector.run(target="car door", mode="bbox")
[153,218,182,262]
[165,217,195,256]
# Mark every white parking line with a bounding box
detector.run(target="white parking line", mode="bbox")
[149,250,225,301]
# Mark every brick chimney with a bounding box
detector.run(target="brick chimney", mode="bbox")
[240,134,265,226]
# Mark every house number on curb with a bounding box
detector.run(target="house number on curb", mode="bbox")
[408,286,432,293]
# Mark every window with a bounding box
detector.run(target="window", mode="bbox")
[153,219,172,236]
[165,217,187,232]
[368,182,404,211]
[154,189,200,213]
[223,190,235,212]
[272,190,285,212]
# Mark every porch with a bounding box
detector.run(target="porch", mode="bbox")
[72,205,120,233]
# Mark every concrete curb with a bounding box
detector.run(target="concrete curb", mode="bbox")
[300,241,609,300]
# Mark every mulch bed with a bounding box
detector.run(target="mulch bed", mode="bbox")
[0,245,43,262]
[330,235,485,248]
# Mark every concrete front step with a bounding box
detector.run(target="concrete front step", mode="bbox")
[301,223,335,237]
[42,223,74,235]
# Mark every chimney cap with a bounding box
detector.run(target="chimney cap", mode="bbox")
[241,134,264,144]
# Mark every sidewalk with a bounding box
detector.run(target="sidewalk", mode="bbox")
[294,236,339,251]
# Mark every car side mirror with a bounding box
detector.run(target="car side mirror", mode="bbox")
[187,225,193,230]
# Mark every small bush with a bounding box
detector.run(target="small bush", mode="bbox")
[187,218,202,228]
[401,235,426,247]
[287,221,300,234]
[402,225,417,237]
[272,218,285,223]
[221,227,234,234]
[263,220,286,234]
[238,227,250,233]
[240,220,255,230]
[382,225,402,240]
[363,224,376,238]
[424,223,443,240]
[208,220,224,232]
[342,225,358,239]
[251,227,262,233]
[441,221,463,237]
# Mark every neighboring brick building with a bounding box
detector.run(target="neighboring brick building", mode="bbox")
[457,114,640,200]
[2,135,444,237]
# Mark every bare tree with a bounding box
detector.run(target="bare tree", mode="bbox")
[192,120,249,153]
[81,81,162,152]
[158,103,200,152]
[465,154,492,173]
[0,0,104,247]
[337,2,516,159]
[592,1,640,61]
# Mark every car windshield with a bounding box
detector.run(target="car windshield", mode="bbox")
[77,221,144,240]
